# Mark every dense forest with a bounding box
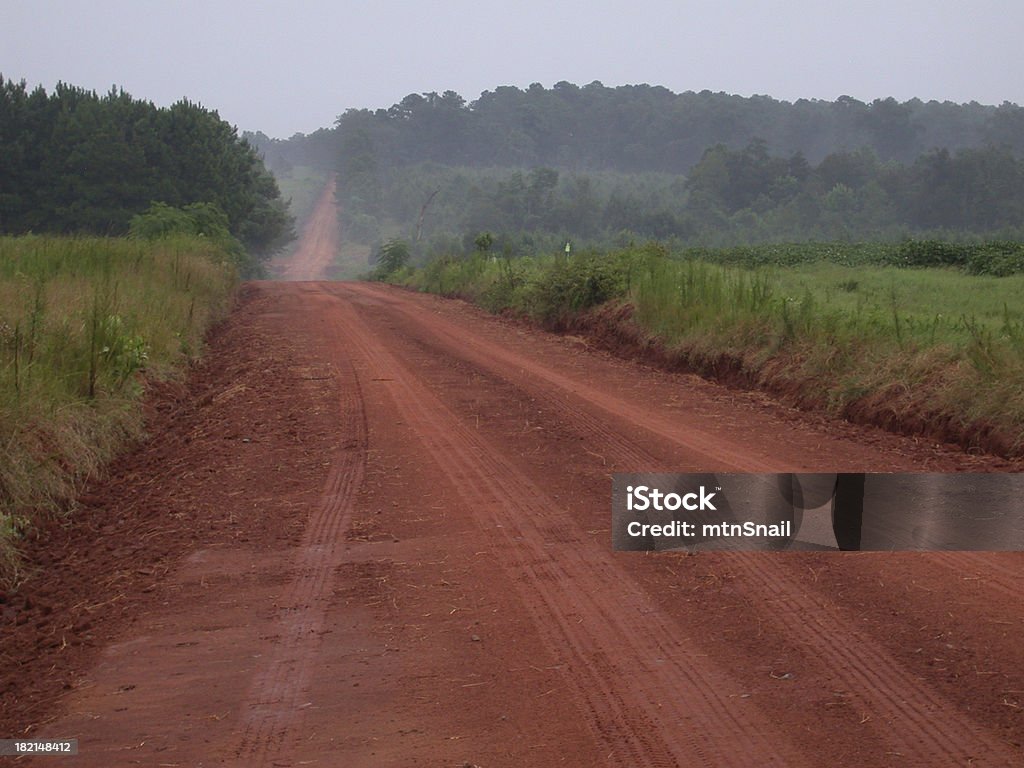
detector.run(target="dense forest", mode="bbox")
[10,76,1016,263]
[254,82,1024,256]
[244,128,337,177]
[327,143,1024,253]
[331,82,1024,172]
[0,76,293,274]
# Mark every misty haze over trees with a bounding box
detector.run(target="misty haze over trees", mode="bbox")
[340,83,1024,171]
[0,76,293,275]
[251,82,1024,255]
[2,74,1020,265]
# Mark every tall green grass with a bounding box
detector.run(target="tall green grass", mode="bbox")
[0,236,236,584]
[630,259,1024,442]
[398,244,1024,457]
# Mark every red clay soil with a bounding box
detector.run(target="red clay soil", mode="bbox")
[4,187,1024,766]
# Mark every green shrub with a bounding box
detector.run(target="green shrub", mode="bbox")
[370,239,411,280]
[130,202,248,271]
[965,242,1024,276]
[893,240,970,268]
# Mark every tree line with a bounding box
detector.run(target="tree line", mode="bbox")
[331,145,1023,256]
[306,83,1023,253]
[0,76,293,274]
[329,82,1024,175]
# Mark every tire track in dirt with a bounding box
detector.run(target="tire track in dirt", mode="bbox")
[932,552,1024,601]
[343,284,1024,600]
[446,331,1024,764]
[234,289,368,766]
[322,285,807,767]
[333,283,1022,766]
[738,553,1021,766]
[346,284,1024,580]
[339,283,780,472]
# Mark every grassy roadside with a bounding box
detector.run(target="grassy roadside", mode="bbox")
[393,244,1024,457]
[0,236,236,584]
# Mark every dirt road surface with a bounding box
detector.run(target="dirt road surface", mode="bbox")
[8,185,1024,767]
[277,176,339,281]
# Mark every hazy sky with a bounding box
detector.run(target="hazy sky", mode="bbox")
[3,1,1023,139]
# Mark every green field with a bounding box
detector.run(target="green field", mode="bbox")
[0,236,236,583]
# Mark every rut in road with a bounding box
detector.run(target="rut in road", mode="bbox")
[345,281,1024,617]
[731,552,1020,766]
[932,552,1024,600]
[334,282,1024,767]
[340,282,779,472]
[234,289,368,766]
[324,283,807,767]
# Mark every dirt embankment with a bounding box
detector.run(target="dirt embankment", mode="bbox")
[560,300,1024,460]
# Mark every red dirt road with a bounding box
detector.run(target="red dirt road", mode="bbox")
[277,175,339,281]
[7,189,1024,766]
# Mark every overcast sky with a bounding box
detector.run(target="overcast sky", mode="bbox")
[3,1,1023,139]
